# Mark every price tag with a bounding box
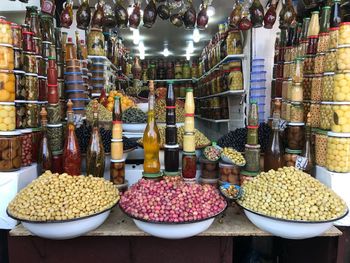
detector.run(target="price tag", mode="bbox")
[295,156,308,170]
[279,119,288,131]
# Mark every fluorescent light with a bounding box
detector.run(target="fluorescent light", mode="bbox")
[207,6,215,17]
[140,53,145,60]
[186,52,191,61]
[163,47,170,57]
[133,29,140,45]
[188,41,194,54]
[139,42,145,51]
[193,28,200,43]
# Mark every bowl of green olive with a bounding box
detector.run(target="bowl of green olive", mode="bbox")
[220,147,246,167]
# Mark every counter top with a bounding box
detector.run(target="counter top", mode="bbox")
[10,205,342,237]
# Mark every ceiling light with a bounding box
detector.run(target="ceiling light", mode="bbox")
[188,41,194,54]
[207,6,215,17]
[163,47,170,57]
[127,5,133,16]
[193,28,200,43]
[186,52,191,61]
[133,29,140,45]
[140,52,145,60]
[139,42,145,51]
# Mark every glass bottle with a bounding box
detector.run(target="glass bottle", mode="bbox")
[301,113,314,176]
[320,6,331,33]
[249,0,264,28]
[229,0,242,29]
[307,11,320,37]
[143,81,161,175]
[330,0,341,28]
[300,17,311,41]
[185,88,195,114]
[248,101,259,126]
[63,100,81,176]
[92,0,104,28]
[60,0,73,28]
[29,9,41,38]
[112,96,123,140]
[65,37,77,61]
[263,0,277,29]
[98,88,108,107]
[341,0,350,22]
[132,56,142,80]
[76,0,91,30]
[87,99,105,177]
[264,116,283,171]
[38,107,52,174]
[166,82,176,125]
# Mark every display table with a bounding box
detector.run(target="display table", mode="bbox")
[8,206,343,263]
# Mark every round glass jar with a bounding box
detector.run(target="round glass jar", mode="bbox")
[339,22,350,45]
[310,74,322,102]
[244,144,260,172]
[326,131,350,172]
[47,123,63,152]
[303,55,315,74]
[200,157,219,179]
[323,49,337,72]
[314,53,325,74]
[24,73,38,100]
[14,70,25,100]
[320,102,333,130]
[281,79,292,100]
[0,102,15,131]
[0,19,13,45]
[336,45,350,71]
[334,71,350,101]
[314,129,328,167]
[0,130,21,171]
[310,102,321,128]
[219,162,241,184]
[23,51,37,73]
[20,128,32,167]
[283,62,293,79]
[321,72,334,101]
[286,122,305,150]
[331,102,350,133]
[302,75,312,100]
[110,159,126,185]
[329,27,339,49]
[291,83,303,102]
[0,70,15,102]
[0,44,14,70]
[317,32,330,53]
[290,102,304,123]
[283,148,302,167]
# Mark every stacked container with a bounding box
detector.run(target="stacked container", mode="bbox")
[182,87,196,182]
[250,58,266,123]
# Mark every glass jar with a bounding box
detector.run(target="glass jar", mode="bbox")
[13,48,22,70]
[14,70,25,100]
[314,53,325,74]
[286,122,305,150]
[281,101,287,120]
[244,144,260,172]
[307,36,319,55]
[47,103,61,124]
[0,130,21,171]
[182,62,191,79]
[329,27,339,49]
[11,24,22,48]
[331,102,350,133]
[24,73,38,100]
[283,62,293,79]
[336,45,350,71]
[292,58,303,83]
[310,74,322,102]
[247,126,258,144]
[321,72,334,101]
[47,123,63,152]
[0,102,15,131]
[303,101,311,122]
[15,101,40,129]
[283,148,302,167]
[314,129,328,167]
[182,152,197,180]
[0,44,14,70]
[320,102,333,130]
[310,102,321,128]
[38,76,47,101]
[240,170,258,185]
[23,52,37,73]
[175,62,183,79]
[200,157,219,179]
[281,79,291,100]
[317,33,330,53]
[0,19,13,45]
[285,101,291,121]
[40,14,54,43]
[33,37,41,56]
[22,31,34,52]
[219,162,241,184]
[31,127,42,163]
[339,22,350,45]
[284,46,293,62]
[110,159,125,185]
[226,30,243,55]
[302,75,312,101]
[298,40,308,58]
[20,128,32,167]
[51,150,63,174]
[290,102,304,122]
[334,71,350,101]
[303,55,315,74]
[87,28,105,56]
[323,49,337,72]
[291,83,303,102]
[326,132,350,172]
[228,67,243,90]
[0,70,15,102]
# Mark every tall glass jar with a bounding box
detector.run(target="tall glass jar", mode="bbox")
[286,122,305,150]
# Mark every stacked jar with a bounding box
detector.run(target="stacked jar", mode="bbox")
[164,82,180,177]
[250,58,266,123]
[182,87,196,182]
[110,96,126,188]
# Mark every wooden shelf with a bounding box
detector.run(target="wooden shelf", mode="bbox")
[196,90,245,99]
[195,116,230,123]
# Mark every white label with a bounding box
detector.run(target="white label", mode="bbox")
[295,156,308,170]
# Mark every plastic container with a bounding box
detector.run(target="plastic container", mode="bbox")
[250,79,266,89]
[0,130,21,171]
[110,159,126,185]
[320,102,333,130]
[200,157,219,179]
[20,128,32,167]
[250,87,266,96]
[331,102,350,133]
[283,148,302,167]
[314,129,328,167]
[250,71,267,81]
[321,72,334,101]
[0,70,15,102]
[0,44,14,70]
[219,162,240,184]
[286,122,305,150]
[250,95,265,104]
[326,131,350,172]
[252,58,264,67]
[0,102,15,131]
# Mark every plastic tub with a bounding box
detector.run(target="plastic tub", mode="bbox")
[251,71,267,81]
[250,79,266,88]
[252,58,265,67]
[250,95,266,104]
[326,131,350,172]
[250,87,266,96]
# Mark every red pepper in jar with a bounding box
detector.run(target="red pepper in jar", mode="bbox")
[182,152,197,180]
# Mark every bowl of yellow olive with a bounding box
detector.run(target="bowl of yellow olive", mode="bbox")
[220,147,246,167]
[7,171,120,240]
[237,167,348,239]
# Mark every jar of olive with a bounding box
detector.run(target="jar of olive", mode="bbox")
[310,102,321,128]
[303,75,312,100]
[286,122,305,150]
[320,102,333,130]
[284,148,302,167]
[323,49,336,72]
[321,72,334,101]
[290,102,304,123]
[314,129,328,167]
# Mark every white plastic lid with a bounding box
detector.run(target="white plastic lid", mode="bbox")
[287,122,305,126]
[20,128,32,134]
[321,101,335,104]
[47,123,63,128]
[164,144,180,148]
[111,158,126,163]
[0,102,15,105]
[328,131,350,137]
[323,72,335,76]
[0,130,21,136]
[111,139,123,142]
[219,162,235,168]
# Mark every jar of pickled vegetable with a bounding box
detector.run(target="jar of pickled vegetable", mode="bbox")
[282,79,291,100]
[326,132,350,172]
[307,36,319,55]
[321,72,334,101]
[182,61,191,79]
[0,70,15,102]
[200,157,219,179]
[285,101,291,121]
[303,55,315,74]
[0,102,15,131]
[310,102,321,128]
[11,24,22,48]
[339,22,350,45]
[303,101,311,122]
[219,162,241,184]
[320,102,333,130]
[314,53,325,74]
[20,128,32,167]
[22,31,34,52]
[334,71,350,101]
[0,44,14,70]
[14,70,25,100]
[290,103,304,122]
[323,49,337,72]
[23,51,37,73]
[182,152,197,181]
[244,144,260,172]
[281,101,287,120]
[291,84,303,102]
[0,19,13,45]
[310,74,322,102]
[110,159,125,185]
[329,27,339,49]
[283,62,293,79]
[303,75,312,100]
[228,67,243,90]
[13,48,22,70]
[336,45,350,71]
[226,30,242,55]
[317,33,330,53]
[0,130,21,171]
[47,123,63,152]
[24,73,38,100]
[331,102,350,133]
[283,148,302,167]
[284,47,293,62]
[286,122,305,150]
[314,129,328,167]
[175,62,182,79]
[87,28,105,56]
[298,40,308,58]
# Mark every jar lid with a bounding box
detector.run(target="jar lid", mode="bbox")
[182,151,196,155]
[164,144,179,148]
[340,22,350,26]
[111,139,123,142]
[287,122,305,126]
[13,70,25,74]
[320,101,334,104]
[285,148,302,154]
[20,128,32,134]
[111,158,126,163]
[240,170,259,177]
[329,27,339,31]
[0,102,15,105]
[22,31,34,35]
[38,76,47,79]
[338,44,350,48]
[219,162,235,168]
[315,128,328,135]
[52,150,63,156]
[0,130,21,136]
[47,123,63,128]
[328,131,350,137]
[323,72,335,76]
[32,127,42,132]
[25,73,38,77]
[245,144,261,149]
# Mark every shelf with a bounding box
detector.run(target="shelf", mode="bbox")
[196,90,245,99]
[153,78,197,83]
[197,54,245,81]
[195,116,230,123]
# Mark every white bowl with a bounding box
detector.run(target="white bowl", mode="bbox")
[123,123,147,133]
[242,207,348,240]
[9,208,112,240]
[137,103,148,113]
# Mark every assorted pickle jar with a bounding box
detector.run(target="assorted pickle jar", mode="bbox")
[303,55,315,74]
[0,130,22,171]
[0,44,14,70]
[286,122,305,150]
[321,72,334,101]
[87,28,105,56]
[291,84,303,102]
[314,129,328,167]
[219,162,241,184]
[0,70,15,102]
[0,19,13,45]
[24,73,38,100]
[110,159,125,185]
[302,75,312,100]
[334,71,350,101]
[326,132,350,173]
[15,101,40,129]
[200,157,219,179]
[331,102,350,133]
[226,30,243,55]
[23,52,37,73]
[281,79,292,100]
[11,24,22,48]
[14,70,25,100]
[329,27,339,49]
[244,144,260,172]
[314,53,325,74]
[47,123,63,152]
[320,102,333,130]
[0,102,15,131]
[283,148,302,167]
[317,33,330,53]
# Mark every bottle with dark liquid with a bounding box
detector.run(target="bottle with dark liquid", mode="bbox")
[330,0,341,28]
[38,107,52,173]
[301,113,314,176]
[264,116,283,171]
